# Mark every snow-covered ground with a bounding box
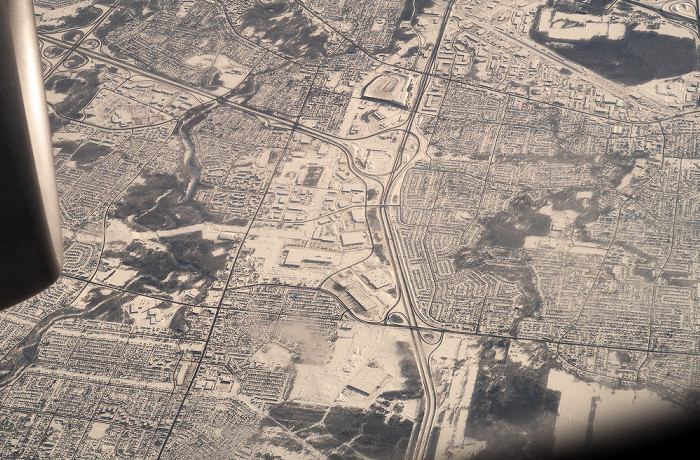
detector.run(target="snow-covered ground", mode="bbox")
[547,368,684,456]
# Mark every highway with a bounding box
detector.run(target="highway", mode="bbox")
[376,2,458,458]
[37,1,672,457]
[41,17,443,457]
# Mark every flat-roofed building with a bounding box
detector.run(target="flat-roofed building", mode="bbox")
[282,249,335,267]
[340,231,365,247]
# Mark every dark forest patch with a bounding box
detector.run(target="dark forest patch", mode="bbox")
[113,172,214,231]
[95,9,132,41]
[54,139,81,155]
[352,413,413,458]
[379,388,424,401]
[466,341,560,459]
[62,30,84,43]
[112,241,181,286]
[82,291,135,324]
[38,6,102,32]
[586,0,617,9]
[49,113,70,132]
[531,3,700,85]
[270,403,327,432]
[546,188,613,238]
[454,195,549,327]
[107,234,227,299]
[64,53,89,69]
[388,313,404,323]
[548,188,591,213]
[399,0,436,25]
[324,407,413,459]
[229,74,258,104]
[116,0,161,20]
[44,46,67,59]
[45,69,101,119]
[269,401,413,458]
[302,165,324,187]
[71,142,113,166]
[396,341,423,395]
[169,306,191,333]
[458,194,552,252]
[376,0,435,54]
[550,31,700,85]
[360,109,377,122]
[94,0,161,45]
[161,232,227,278]
[545,0,613,15]
[239,1,329,60]
[591,154,637,188]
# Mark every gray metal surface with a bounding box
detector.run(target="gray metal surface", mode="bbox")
[0,0,62,309]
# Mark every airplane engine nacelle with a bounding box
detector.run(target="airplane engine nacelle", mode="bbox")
[0,0,63,309]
